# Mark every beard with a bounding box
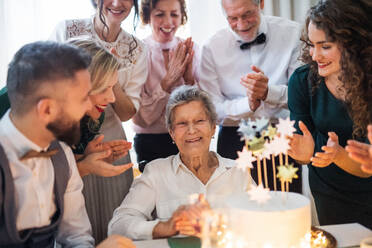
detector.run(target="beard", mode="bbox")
[46,115,81,146]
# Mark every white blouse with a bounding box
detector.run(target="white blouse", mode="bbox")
[50,17,148,111]
[107,153,250,240]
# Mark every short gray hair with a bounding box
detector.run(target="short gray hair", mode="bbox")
[221,0,261,16]
[165,85,217,130]
[221,0,260,7]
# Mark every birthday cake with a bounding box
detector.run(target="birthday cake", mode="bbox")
[202,118,331,248]
[223,191,311,247]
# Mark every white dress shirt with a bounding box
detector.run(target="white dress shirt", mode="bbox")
[107,152,250,240]
[199,14,302,126]
[0,111,94,247]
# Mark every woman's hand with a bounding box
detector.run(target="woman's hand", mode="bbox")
[175,194,211,237]
[103,139,132,163]
[311,132,342,167]
[77,150,133,178]
[152,206,187,239]
[161,42,189,93]
[346,125,372,174]
[287,121,315,164]
[182,37,196,85]
[96,234,135,248]
[85,135,132,163]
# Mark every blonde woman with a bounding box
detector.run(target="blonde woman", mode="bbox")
[67,38,136,243]
[50,2,148,241]
[67,38,133,178]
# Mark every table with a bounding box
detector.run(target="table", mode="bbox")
[133,223,372,248]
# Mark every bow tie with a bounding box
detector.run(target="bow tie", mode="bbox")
[20,149,59,161]
[239,33,266,50]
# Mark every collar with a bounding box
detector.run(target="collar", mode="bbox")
[145,35,179,50]
[91,15,124,45]
[171,152,234,175]
[232,13,268,43]
[0,111,49,158]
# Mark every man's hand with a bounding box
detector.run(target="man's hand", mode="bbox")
[240,65,268,111]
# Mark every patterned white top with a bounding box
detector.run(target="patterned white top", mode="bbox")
[50,17,148,111]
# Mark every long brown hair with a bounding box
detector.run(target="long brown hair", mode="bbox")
[300,0,372,138]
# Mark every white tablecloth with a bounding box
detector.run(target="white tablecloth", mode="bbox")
[133,223,372,248]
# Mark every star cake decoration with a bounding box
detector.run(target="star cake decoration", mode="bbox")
[276,164,299,183]
[247,184,271,204]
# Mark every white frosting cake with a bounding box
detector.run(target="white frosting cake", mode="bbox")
[221,191,311,248]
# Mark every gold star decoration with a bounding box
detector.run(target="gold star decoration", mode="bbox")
[276,164,298,183]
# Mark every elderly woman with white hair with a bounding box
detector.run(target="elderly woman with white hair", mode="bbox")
[108,85,251,240]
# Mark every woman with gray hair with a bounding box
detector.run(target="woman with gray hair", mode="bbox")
[108,85,251,240]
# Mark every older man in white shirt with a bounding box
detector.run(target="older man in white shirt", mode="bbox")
[199,0,302,192]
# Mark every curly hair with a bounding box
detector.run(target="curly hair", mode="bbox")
[300,0,372,138]
[140,0,188,25]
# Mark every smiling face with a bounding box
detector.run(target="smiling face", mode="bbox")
[98,0,134,27]
[222,0,263,42]
[47,69,93,145]
[86,70,117,119]
[308,21,341,79]
[150,0,182,43]
[169,101,216,158]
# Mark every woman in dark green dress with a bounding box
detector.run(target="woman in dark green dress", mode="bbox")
[287,0,372,229]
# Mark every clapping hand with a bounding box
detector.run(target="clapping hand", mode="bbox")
[311,132,342,167]
[80,150,133,177]
[85,135,132,163]
[182,37,196,85]
[77,135,133,177]
[346,125,372,174]
[288,121,315,164]
[240,65,269,111]
[161,42,190,93]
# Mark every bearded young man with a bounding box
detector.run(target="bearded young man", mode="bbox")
[0,41,134,248]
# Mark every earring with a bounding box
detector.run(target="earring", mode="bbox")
[212,136,215,139]
[172,140,175,144]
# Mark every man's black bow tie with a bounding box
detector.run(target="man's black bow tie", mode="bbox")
[239,33,266,50]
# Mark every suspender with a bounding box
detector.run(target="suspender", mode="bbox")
[0,141,70,247]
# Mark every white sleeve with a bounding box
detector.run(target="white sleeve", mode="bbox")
[108,166,159,240]
[49,20,68,42]
[56,143,94,248]
[265,25,302,107]
[120,44,149,111]
[199,44,251,123]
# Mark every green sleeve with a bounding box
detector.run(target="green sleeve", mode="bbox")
[288,66,315,135]
[0,87,10,118]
